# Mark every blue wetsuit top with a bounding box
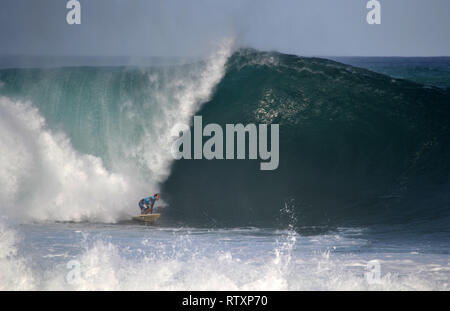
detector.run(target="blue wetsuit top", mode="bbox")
[144,196,156,207]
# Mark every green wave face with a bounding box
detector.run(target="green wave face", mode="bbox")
[163,50,450,227]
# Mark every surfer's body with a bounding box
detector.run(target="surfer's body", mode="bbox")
[139,194,160,214]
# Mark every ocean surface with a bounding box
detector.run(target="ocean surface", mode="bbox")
[0,46,449,290]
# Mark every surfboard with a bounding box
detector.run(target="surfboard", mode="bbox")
[132,213,161,223]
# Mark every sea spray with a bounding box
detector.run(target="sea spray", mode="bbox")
[0,220,446,290]
[0,220,35,290]
[0,38,235,223]
[135,38,235,183]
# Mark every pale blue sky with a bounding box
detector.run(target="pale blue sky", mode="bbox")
[0,0,449,57]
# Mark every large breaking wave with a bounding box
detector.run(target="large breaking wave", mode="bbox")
[1,47,449,227]
[0,40,234,223]
[162,50,450,228]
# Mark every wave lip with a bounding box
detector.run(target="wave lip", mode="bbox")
[0,47,449,226]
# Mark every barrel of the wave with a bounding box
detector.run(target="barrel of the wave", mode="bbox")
[132,214,161,224]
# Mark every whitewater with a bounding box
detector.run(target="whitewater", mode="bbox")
[0,43,449,290]
[1,220,449,290]
[0,39,233,223]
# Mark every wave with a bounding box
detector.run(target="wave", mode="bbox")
[162,49,450,228]
[0,39,234,223]
[0,47,449,227]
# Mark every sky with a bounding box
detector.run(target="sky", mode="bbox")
[0,0,449,58]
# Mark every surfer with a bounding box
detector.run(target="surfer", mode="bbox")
[138,194,160,214]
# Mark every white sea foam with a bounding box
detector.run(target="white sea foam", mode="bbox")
[0,96,132,222]
[0,221,35,290]
[1,222,446,291]
[131,38,234,183]
[0,39,234,223]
